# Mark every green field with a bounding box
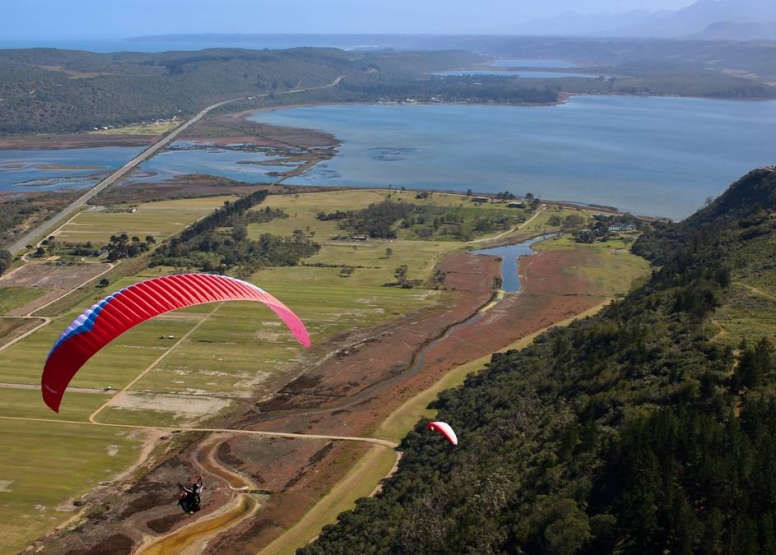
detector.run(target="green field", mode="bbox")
[0,287,49,314]
[0,418,142,555]
[89,120,181,135]
[0,187,653,553]
[54,196,234,245]
[713,281,776,346]
[534,233,651,296]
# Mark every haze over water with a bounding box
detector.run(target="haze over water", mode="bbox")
[250,95,776,220]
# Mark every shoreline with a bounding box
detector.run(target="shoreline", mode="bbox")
[4,93,756,220]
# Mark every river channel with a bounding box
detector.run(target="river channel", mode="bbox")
[470,234,555,292]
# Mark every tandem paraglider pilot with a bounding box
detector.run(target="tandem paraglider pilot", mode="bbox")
[178,475,203,514]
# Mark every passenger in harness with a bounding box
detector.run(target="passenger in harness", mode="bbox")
[178,475,203,514]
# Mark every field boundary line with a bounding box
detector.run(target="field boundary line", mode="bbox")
[88,303,223,423]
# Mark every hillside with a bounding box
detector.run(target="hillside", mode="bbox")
[301,168,776,555]
[0,47,483,135]
[2,40,776,137]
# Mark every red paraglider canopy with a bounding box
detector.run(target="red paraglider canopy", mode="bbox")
[42,274,310,412]
[426,421,458,445]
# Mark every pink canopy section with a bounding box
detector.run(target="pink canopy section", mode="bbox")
[426,421,458,445]
[42,273,310,412]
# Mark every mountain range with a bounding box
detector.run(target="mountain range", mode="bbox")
[515,0,776,40]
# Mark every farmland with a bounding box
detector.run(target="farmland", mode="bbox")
[0,186,651,554]
[51,196,234,245]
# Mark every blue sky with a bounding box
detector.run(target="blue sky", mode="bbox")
[3,0,697,39]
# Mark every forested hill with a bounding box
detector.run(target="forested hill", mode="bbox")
[301,167,776,555]
[0,47,483,134]
[633,167,776,265]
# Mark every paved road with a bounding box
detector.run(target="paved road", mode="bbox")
[9,76,344,255]
[8,97,243,255]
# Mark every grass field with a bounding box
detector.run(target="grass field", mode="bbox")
[53,197,235,245]
[89,121,181,135]
[91,283,441,427]
[0,287,48,314]
[0,318,45,349]
[714,281,776,347]
[0,419,142,555]
[0,187,649,553]
[533,233,651,296]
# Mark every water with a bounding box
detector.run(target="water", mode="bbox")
[471,234,555,292]
[492,59,578,68]
[3,96,775,220]
[435,70,602,78]
[248,96,776,220]
[130,142,290,184]
[0,147,143,193]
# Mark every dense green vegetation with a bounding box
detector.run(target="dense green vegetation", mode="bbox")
[300,168,776,554]
[318,198,530,241]
[0,48,481,134]
[3,39,774,135]
[392,35,776,83]
[0,249,11,275]
[529,67,776,99]
[149,189,319,274]
[0,192,76,249]
[337,74,558,104]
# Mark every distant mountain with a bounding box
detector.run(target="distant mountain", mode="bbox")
[618,0,776,38]
[691,20,776,40]
[517,0,776,40]
[512,9,666,36]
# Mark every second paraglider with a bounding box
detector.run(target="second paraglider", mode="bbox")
[426,421,458,445]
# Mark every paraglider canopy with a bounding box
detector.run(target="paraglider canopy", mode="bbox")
[426,421,458,445]
[41,273,310,412]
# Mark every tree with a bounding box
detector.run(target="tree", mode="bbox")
[231,224,248,242]
[0,249,12,275]
[97,278,110,288]
[563,214,586,230]
[395,265,408,285]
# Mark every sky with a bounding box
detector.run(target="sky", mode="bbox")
[3,0,698,39]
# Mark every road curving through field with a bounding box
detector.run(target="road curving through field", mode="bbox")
[135,433,260,555]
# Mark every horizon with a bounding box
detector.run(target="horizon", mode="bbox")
[4,0,698,41]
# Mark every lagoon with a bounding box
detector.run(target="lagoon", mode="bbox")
[0,147,143,193]
[249,96,776,220]
[2,96,775,221]
[434,70,601,78]
[492,59,579,68]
